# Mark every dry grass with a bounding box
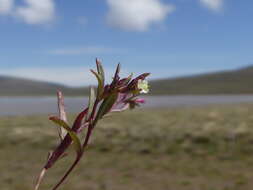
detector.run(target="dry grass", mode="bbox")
[1,104,253,190]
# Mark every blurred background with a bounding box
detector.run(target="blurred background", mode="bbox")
[1,0,253,189]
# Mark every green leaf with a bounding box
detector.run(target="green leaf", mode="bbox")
[95,92,118,122]
[86,87,96,120]
[49,116,82,154]
[90,69,104,98]
[96,59,105,82]
[57,91,68,141]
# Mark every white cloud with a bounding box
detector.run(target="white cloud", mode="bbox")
[106,0,175,31]
[48,46,120,55]
[199,0,223,12]
[16,0,55,24]
[0,0,13,14]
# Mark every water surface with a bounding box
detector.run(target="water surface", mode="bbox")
[1,95,253,116]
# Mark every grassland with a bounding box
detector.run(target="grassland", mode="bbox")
[1,104,253,190]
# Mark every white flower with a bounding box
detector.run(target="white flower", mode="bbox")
[137,79,149,94]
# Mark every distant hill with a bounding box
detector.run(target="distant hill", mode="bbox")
[1,66,253,96]
[0,76,88,96]
[150,66,253,95]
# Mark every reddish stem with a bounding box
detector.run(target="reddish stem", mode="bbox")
[50,95,100,190]
[52,156,81,190]
[51,123,94,190]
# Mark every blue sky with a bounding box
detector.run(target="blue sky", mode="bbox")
[0,0,252,86]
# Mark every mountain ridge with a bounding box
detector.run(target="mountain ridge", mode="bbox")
[1,65,253,96]
[0,75,88,96]
[150,65,253,95]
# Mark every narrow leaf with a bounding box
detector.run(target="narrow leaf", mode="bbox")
[95,92,118,121]
[96,59,105,80]
[97,62,105,90]
[111,63,121,87]
[50,116,82,154]
[115,63,121,77]
[72,108,88,131]
[86,87,96,120]
[90,69,103,98]
[57,91,68,140]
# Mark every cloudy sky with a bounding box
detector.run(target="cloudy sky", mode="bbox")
[0,0,252,86]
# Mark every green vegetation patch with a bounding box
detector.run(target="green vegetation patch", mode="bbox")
[1,104,253,190]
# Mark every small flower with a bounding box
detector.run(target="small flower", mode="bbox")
[127,98,146,109]
[134,98,146,104]
[137,79,149,94]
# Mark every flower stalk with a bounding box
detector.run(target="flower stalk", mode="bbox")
[34,59,150,190]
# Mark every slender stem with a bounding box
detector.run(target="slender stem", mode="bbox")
[82,125,93,150]
[34,168,47,190]
[52,156,81,190]
[51,97,99,190]
[51,124,94,190]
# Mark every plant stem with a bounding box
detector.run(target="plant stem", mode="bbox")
[51,97,99,190]
[51,125,94,190]
[34,168,47,190]
[52,156,81,190]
